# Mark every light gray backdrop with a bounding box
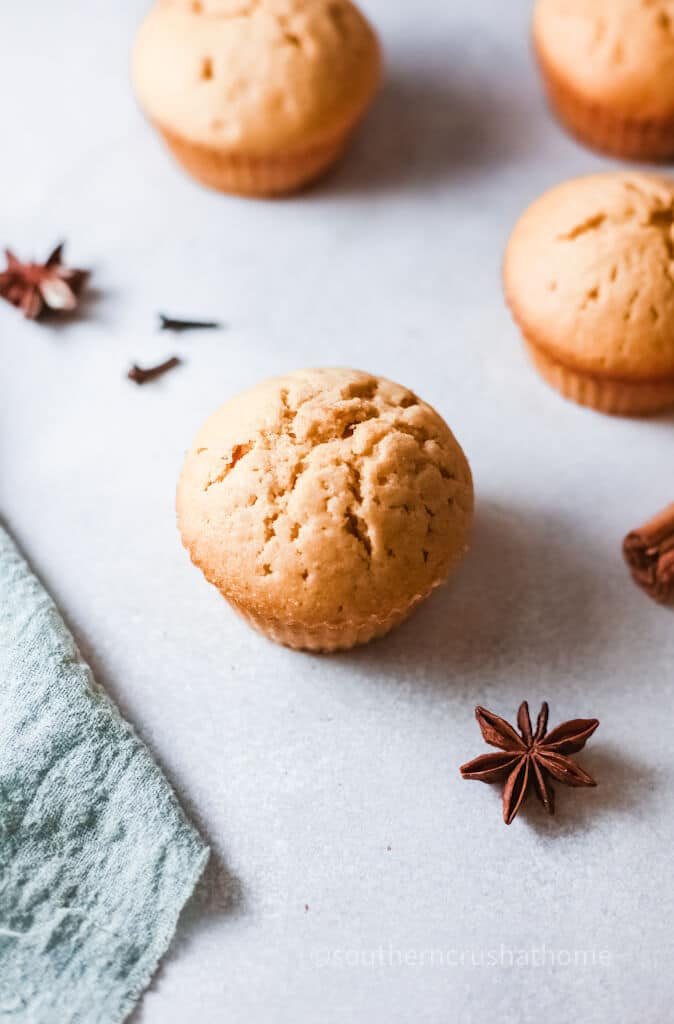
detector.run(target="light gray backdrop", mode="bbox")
[1,2,673,1021]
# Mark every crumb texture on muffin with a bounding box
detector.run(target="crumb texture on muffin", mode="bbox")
[177,369,473,629]
[534,0,674,120]
[504,172,674,382]
[132,0,381,152]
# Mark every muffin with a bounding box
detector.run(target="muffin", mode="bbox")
[504,172,674,416]
[177,369,474,652]
[533,0,674,160]
[132,0,381,197]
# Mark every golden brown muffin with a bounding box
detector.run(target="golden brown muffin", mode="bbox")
[533,0,674,160]
[132,0,382,196]
[504,172,674,416]
[177,369,474,651]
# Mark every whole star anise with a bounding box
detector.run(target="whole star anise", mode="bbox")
[460,702,599,825]
[0,242,88,320]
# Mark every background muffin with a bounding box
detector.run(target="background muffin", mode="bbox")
[504,172,674,416]
[534,0,674,160]
[132,0,381,196]
[177,369,474,652]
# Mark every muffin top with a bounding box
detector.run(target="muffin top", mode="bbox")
[533,0,674,119]
[504,173,674,381]
[177,369,473,628]
[132,0,381,152]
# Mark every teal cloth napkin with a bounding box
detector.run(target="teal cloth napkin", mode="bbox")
[0,526,209,1023]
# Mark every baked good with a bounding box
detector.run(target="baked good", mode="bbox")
[132,0,381,196]
[533,0,674,160]
[177,368,474,651]
[504,172,674,416]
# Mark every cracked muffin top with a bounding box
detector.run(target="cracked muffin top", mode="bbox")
[533,0,674,120]
[177,369,473,628]
[132,0,381,152]
[504,173,674,380]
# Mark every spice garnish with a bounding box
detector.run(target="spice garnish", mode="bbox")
[127,356,181,385]
[460,702,599,825]
[158,313,222,332]
[623,503,674,604]
[0,242,88,320]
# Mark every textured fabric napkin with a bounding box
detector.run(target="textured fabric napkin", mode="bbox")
[0,525,209,1023]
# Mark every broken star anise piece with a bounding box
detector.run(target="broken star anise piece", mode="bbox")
[460,702,599,825]
[0,242,89,320]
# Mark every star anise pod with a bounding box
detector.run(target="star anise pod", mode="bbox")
[0,242,88,320]
[460,702,599,825]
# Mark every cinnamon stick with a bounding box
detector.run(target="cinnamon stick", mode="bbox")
[623,503,674,604]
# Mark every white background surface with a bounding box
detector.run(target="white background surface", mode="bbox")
[2,2,674,1021]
